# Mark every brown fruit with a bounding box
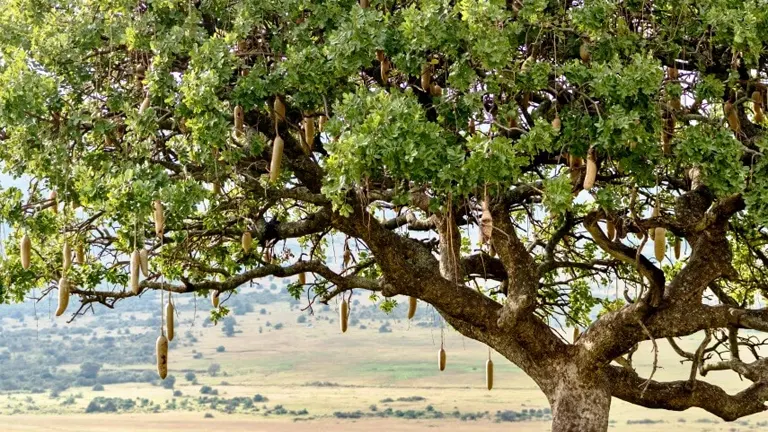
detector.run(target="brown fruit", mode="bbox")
[753,91,764,123]
[62,241,72,271]
[76,242,85,265]
[233,105,244,137]
[724,101,740,134]
[573,327,581,341]
[130,249,141,294]
[486,359,494,390]
[273,97,286,123]
[139,248,149,277]
[552,114,561,132]
[56,277,70,317]
[407,297,417,320]
[579,42,590,63]
[298,272,306,285]
[375,50,385,62]
[318,115,327,132]
[212,291,220,308]
[480,201,493,244]
[420,64,431,90]
[269,136,284,182]
[360,0,369,8]
[21,234,31,269]
[242,231,253,253]
[139,96,151,114]
[468,118,476,135]
[212,182,221,195]
[153,200,165,238]
[156,335,168,379]
[438,347,446,371]
[674,237,681,260]
[654,227,666,262]
[662,115,675,154]
[583,149,597,189]
[430,83,443,97]
[606,221,615,241]
[166,301,175,342]
[304,117,315,151]
[340,299,349,333]
[380,59,390,83]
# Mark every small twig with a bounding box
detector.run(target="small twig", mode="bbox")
[637,318,658,397]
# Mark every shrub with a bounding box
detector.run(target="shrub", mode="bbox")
[92,384,105,391]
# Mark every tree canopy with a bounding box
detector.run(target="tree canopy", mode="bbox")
[2,0,768,431]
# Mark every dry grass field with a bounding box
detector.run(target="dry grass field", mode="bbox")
[0,294,766,431]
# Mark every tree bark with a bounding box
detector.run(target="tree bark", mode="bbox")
[549,365,612,432]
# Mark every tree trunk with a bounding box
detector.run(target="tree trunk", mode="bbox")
[549,365,612,432]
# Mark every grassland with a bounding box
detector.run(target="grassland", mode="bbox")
[0,292,767,431]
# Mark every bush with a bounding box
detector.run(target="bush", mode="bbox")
[273,323,283,330]
[216,346,226,353]
[208,363,221,376]
[173,390,183,397]
[204,412,214,418]
[297,315,307,324]
[92,384,105,391]
[161,375,176,389]
[200,386,213,394]
[185,372,196,382]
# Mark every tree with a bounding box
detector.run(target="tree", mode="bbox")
[79,362,102,380]
[1,1,768,431]
[207,364,221,378]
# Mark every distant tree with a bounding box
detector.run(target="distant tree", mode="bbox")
[216,345,226,353]
[185,372,197,382]
[297,315,307,324]
[161,375,176,390]
[79,362,102,379]
[207,364,221,377]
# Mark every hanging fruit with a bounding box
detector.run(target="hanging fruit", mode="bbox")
[486,359,494,390]
[304,117,315,152]
[340,299,349,333]
[421,63,431,91]
[579,42,590,63]
[480,200,493,244]
[380,59,390,84]
[242,231,253,253]
[212,291,220,308]
[21,234,31,269]
[438,347,446,371]
[583,149,597,189]
[233,105,244,138]
[270,136,284,182]
[139,248,149,277]
[166,301,175,341]
[139,95,151,114]
[76,242,85,265]
[674,237,681,260]
[55,277,70,317]
[154,200,165,238]
[156,334,168,379]
[274,97,286,123]
[130,249,141,294]
[62,241,72,271]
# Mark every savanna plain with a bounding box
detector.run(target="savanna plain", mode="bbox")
[0,281,765,431]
